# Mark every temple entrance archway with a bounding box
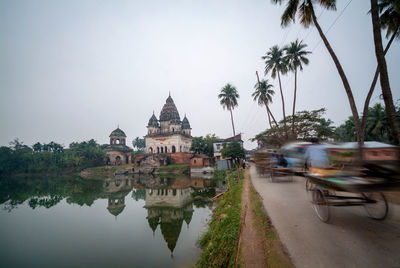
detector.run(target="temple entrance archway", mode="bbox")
[172,146,176,153]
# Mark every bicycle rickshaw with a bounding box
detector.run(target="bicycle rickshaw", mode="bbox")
[305,166,400,223]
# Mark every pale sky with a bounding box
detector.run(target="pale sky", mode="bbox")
[0,0,399,150]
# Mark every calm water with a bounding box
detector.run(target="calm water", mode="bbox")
[0,174,222,267]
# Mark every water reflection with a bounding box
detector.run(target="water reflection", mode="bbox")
[0,174,222,264]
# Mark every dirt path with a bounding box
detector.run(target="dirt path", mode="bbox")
[240,168,268,267]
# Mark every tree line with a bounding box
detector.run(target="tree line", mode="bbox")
[0,139,106,175]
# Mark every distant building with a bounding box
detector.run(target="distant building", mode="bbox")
[103,127,133,165]
[145,94,192,154]
[213,134,244,161]
[190,154,213,174]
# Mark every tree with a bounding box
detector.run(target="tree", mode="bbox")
[252,78,277,128]
[335,103,400,144]
[190,137,208,155]
[253,108,335,147]
[220,141,245,167]
[370,0,400,146]
[284,39,311,136]
[218,83,239,136]
[262,45,288,137]
[361,0,400,146]
[272,0,362,148]
[132,137,146,151]
[33,142,42,153]
[190,134,218,158]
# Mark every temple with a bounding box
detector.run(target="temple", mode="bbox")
[103,127,133,165]
[145,95,192,154]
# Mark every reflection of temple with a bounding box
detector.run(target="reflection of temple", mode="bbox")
[146,203,194,253]
[137,177,195,254]
[103,176,133,218]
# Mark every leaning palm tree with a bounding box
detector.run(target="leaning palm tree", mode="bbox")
[284,39,311,136]
[252,79,278,128]
[361,0,400,146]
[219,83,239,136]
[370,0,400,146]
[262,45,288,137]
[272,0,363,148]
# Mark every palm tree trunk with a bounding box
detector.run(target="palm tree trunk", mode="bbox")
[277,71,288,138]
[266,106,272,128]
[265,101,278,127]
[229,107,236,136]
[310,3,362,147]
[292,68,297,138]
[370,0,400,146]
[360,30,397,149]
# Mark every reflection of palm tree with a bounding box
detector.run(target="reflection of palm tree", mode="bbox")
[218,83,240,136]
[252,79,277,128]
[284,39,310,136]
[262,45,288,137]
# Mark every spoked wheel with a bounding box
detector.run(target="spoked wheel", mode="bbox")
[306,178,315,192]
[312,188,330,223]
[363,192,388,220]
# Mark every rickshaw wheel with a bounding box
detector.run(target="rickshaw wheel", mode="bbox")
[363,192,388,220]
[312,188,330,223]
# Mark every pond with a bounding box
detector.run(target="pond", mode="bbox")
[0,174,224,267]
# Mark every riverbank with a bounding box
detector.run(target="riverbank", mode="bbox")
[197,170,243,267]
[196,168,293,267]
[79,163,191,179]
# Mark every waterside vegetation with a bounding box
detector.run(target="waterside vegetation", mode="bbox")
[0,139,106,176]
[197,170,243,267]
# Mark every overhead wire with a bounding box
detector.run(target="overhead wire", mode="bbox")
[311,0,353,52]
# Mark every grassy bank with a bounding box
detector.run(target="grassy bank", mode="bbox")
[197,170,244,267]
[156,164,189,174]
[249,183,293,268]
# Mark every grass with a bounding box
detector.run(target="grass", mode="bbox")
[156,164,189,174]
[249,183,293,268]
[197,170,244,268]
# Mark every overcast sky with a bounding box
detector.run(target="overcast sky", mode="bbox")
[0,0,399,150]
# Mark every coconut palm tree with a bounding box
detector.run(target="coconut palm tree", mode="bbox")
[262,45,288,137]
[219,83,239,136]
[361,0,399,147]
[284,39,311,136]
[272,0,363,147]
[370,0,400,146]
[252,79,278,128]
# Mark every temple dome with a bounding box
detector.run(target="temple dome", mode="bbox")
[160,95,181,122]
[181,116,191,129]
[109,127,126,137]
[148,114,159,127]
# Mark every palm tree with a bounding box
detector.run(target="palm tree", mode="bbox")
[370,0,400,146]
[272,0,363,148]
[252,78,278,128]
[262,45,288,137]
[361,0,399,147]
[365,103,390,142]
[284,39,311,136]
[219,83,239,136]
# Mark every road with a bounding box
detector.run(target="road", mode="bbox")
[249,164,400,268]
